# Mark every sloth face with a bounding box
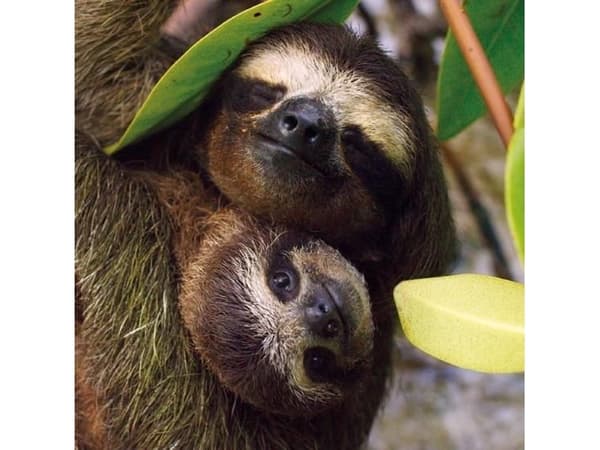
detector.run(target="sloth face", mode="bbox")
[202,23,434,253]
[179,214,373,416]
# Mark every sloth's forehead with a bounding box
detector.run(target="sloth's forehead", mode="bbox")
[236,44,414,166]
[238,43,369,97]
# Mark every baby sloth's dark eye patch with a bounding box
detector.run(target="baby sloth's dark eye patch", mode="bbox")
[267,255,299,302]
[228,75,285,113]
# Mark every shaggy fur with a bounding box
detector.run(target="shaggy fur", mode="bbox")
[199,23,456,283]
[76,133,385,449]
[75,0,178,146]
[76,1,456,448]
[118,23,456,290]
[138,168,376,417]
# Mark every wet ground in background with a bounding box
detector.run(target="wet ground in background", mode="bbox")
[368,338,524,450]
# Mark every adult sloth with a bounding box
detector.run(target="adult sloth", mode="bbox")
[76,1,456,448]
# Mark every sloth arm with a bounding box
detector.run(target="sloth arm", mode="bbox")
[75,132,177,446]
[75,132,255,448]
[76,133,215,447]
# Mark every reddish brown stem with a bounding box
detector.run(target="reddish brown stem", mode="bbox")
[438,0,514,147]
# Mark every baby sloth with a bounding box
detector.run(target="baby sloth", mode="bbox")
[150,171,375,417]
[180,215,374,416]
[76,136,379,448]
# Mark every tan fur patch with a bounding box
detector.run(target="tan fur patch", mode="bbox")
[241,238,291,374]
[288,243,369,310]
[237,44,414,169]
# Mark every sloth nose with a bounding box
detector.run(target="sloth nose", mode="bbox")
[275,98,335,157]
[305,284,344,340]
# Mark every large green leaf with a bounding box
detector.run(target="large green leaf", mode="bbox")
[394,274,524,373]
[506,85,524,262]
[105,0,358,155]
[436,0,524,141]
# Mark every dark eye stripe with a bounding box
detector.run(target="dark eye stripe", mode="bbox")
[226,75,286,113]
[250,82,284,106]
[342,125,404,213]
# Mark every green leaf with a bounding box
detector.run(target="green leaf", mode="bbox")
[506,85,524,262]
[436,0,524,141]
[394,274,524,373]
[105,0,358,155]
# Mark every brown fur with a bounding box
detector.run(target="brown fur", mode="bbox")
[118,23,456,289]
[203,112,386,248]
[75,0,258,146]
[194,23,456,284]
[76,1,455,448]
[149,171,374,416]
[75,0,178,146]
[76,133,384,448]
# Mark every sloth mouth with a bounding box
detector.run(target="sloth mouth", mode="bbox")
[255,133,330,178]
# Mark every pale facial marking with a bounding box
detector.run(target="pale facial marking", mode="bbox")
[238,236,306,377]
[289,244,374,361]
[288,243,370,322]
[237,43,414,168]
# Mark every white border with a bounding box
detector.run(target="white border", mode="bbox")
[1,2,74,448]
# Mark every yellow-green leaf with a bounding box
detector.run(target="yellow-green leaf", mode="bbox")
[506,85,524,262]
[394,274,524,373]
[105,0,358,155]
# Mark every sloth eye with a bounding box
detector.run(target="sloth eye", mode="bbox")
[248,82,284,110]
[272,271,292,290]
[268,267,299,301]
[227,76,286,113]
